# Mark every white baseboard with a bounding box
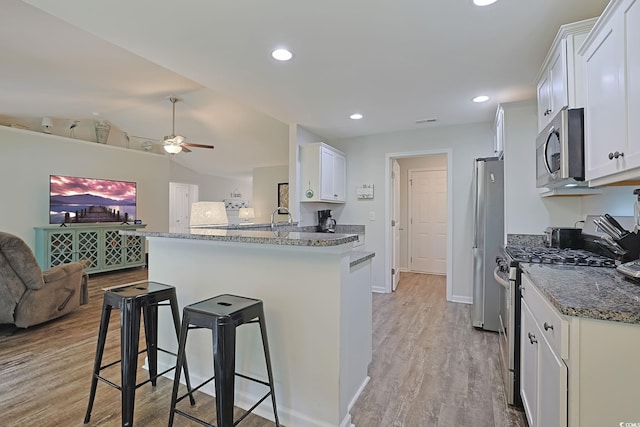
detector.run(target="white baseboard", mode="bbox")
[451,295,472,304]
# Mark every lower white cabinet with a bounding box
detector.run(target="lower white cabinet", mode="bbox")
[521,272,640,427]
[520,280,568,427]
[34,224,146,273]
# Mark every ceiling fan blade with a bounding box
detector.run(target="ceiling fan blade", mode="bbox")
[181,146,192,153]
[183,143,214,149]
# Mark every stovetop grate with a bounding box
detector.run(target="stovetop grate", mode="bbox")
[504,246,616,268]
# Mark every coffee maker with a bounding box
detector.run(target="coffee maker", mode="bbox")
[317,209,336,233]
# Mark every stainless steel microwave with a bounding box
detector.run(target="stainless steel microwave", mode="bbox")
[536,107,585,188]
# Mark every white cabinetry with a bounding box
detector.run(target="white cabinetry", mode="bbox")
[520,274,568,427]
[536,19,597,132]
[300,142,346,203]
[580,0,640,185]
[494,105,504,156]
[521,271,640,427]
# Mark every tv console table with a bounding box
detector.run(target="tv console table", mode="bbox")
[34,224,146,274]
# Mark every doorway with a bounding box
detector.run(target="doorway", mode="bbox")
[408,167,447,275]
[169,182,199,232]
[385,149,453,300]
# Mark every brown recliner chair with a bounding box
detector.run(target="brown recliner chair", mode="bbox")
[0,231,88,328]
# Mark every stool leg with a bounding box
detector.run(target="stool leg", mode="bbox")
[214,318,236,427]
[169,292,195,405]
[120,298,142,427]
[84,299,112,424]
[168,311,190,427]
[142,302,158,386]
[258,310,280,426]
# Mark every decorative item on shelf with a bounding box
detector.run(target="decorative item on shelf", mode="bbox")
[94,120,111,144]
[357,184,374,199]
[224,188,247,210]
[189,201,228,227]
[278,183,289,214]
[238,207,255,224]
[41,117,53,134]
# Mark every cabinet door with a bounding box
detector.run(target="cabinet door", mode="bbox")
[549,44,568,121]
[103,229,124,268]
[124,235,145,265]
[521,300,539,427]
[333,151,346,201]
[624,0,640,170]
[495,106,504,155]
[538,334,568,427]
[320,147,335,200]
[77,229,100,271]
[537,74,552,132]
[47,230,76,267]
[583,13,626,181]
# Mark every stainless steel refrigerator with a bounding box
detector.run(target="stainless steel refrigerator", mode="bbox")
[472,157,504,332]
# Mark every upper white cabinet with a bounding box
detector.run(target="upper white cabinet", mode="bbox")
[300,142,346,203]
[580,0,640,185]
[536,18,597,132]
[494,105,505,156]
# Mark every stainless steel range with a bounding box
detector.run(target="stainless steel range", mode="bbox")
[494,245,615,407]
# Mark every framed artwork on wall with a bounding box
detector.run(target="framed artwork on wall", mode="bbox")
[277,183,289,214]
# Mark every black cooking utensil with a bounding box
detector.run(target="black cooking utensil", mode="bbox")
[604,214,629,236]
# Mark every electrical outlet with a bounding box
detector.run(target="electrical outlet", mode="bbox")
[369,211,376,221]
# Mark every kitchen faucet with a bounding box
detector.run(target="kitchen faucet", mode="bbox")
[271,207,292,230]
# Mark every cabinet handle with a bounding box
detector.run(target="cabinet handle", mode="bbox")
[543,322,554,331]
[609,151,625,160]
[528,332,538,344]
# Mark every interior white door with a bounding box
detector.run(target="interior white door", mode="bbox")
[169,182,198,232]
[392,159,401,291]
[409,169,447,274]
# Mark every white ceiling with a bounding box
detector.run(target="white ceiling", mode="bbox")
[3,0,609,178]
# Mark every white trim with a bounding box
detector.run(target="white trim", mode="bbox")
[384,149,454,301]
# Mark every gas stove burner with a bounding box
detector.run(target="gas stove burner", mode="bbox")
[504,246,616,268]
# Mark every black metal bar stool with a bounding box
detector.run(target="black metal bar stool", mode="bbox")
[168,294,280,427]
[84,281,195,427]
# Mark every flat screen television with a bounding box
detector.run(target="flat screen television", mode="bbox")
[49,175,137,224]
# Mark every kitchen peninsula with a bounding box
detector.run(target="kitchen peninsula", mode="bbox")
[121,227,374,427]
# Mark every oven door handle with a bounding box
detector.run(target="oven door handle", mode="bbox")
[493,266,510,289]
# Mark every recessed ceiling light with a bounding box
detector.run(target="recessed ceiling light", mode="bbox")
[271,48,293,61]
[474,0,498,6]
[350,113,363,120]
[472,95,490,103]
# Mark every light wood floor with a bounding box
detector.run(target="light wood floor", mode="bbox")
[0,269,526,427]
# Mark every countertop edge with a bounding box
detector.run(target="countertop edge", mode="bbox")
[121,229,359,247]
[350,251,375,267]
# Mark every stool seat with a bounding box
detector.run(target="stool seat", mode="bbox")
[84,281,194,427]
[169,294,280,427]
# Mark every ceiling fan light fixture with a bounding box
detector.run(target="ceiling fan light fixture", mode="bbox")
[164,144,182,154]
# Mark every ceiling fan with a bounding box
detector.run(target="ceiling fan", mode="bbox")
[161,97,214,154]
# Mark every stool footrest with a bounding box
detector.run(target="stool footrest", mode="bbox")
[172,408,215,427]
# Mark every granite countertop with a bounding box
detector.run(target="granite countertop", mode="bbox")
[349,251,375,267]
[121,227,359,247]
[521,263,640,325]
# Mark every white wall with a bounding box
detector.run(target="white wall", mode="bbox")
[252,165,288,223]
[330,122,494,301]
[397,155,447,270]
[0,125,253,247]
[0,126,170,248]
